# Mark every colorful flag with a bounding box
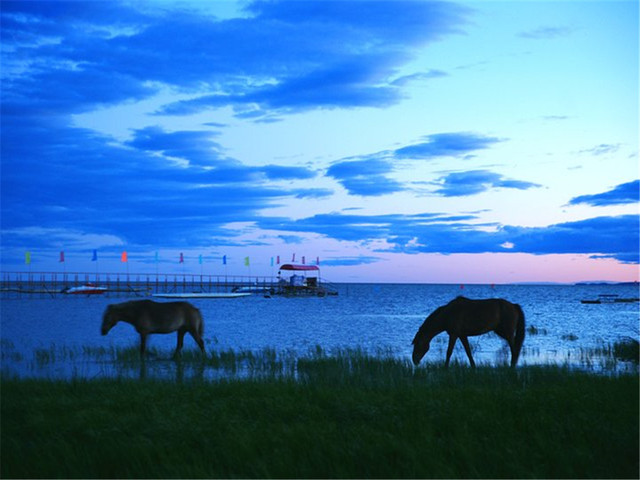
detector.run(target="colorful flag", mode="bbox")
[244,256,250,267]
[91,250,98,261]
[25,251,31,265]
[222,255,227,265]
[121,251,128,263]
[59,251,65,263]
[179,253,184,264]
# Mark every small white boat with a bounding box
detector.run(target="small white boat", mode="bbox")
[233,285,272,294]
[62,284,107,295]
[152,292,251,299]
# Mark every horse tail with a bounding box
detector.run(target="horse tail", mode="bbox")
[194,306,204,337]
[512,303,525,366]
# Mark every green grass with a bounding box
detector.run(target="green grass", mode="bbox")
[2,353,638,479]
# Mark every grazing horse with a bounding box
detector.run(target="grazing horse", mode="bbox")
[101,299,205,357]
[412,296,525,367]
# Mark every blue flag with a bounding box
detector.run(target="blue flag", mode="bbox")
[222,255,227,265]
[91,250,98,261]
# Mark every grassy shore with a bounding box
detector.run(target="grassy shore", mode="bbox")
[2,351,638,479]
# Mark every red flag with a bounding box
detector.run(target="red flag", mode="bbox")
[59,251,65,263]
[179,253,184,263]
[121,251,128,263]
[276,255,280,265]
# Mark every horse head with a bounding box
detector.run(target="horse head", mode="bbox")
[411,306,445,365]
[101,305,119,335]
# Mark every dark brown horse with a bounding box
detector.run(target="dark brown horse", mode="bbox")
[412,296,525,367]
[101,299,205,356]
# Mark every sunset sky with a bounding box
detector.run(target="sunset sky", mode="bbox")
[1,0,638,283]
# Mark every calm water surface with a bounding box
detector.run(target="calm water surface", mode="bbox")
[1,283,638,379]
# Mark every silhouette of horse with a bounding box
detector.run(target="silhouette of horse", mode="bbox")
[412,296,525,367]
[101,300,205,357]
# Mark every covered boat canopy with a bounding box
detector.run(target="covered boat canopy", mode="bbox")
[279,264,319,271]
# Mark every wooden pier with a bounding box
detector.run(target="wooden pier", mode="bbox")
[1,270,339,298]
[0,271,278,299]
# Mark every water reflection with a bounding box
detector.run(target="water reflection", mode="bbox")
[1,340,637,381]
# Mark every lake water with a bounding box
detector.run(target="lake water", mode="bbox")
[1,283,638,379]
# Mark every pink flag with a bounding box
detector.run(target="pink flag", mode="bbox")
[59,251,65,263]
[276,255,280,265]
[179,253,184,263]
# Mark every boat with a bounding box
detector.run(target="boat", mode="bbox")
[62,284,107,295]
[232,284,273,294]
[152,292,251,299]
[580,294,639,304]
[274,264,338,297]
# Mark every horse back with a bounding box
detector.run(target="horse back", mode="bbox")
[134,300,202,333]
[446,297,511,336]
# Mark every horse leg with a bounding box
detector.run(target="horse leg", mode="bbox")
[445,335,457,368]
[460,336,476,368]
[174,329,186,358]
[139,333,147,356]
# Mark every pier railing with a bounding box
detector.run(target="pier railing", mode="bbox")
[0,271,279,299]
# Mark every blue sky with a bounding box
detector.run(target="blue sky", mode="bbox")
[1,0,638,283]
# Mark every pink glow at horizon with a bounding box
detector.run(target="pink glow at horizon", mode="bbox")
[326,253,640,284]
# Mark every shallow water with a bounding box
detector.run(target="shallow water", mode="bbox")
[1,283,638,379]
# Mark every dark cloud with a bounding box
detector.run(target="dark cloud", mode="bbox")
[339,176,405,196]
[2,1,470,119]
[327,158,392,178]
[569,180,639,207]
[127,126,226,167]
[434,170,541,197]
[1,0,471,248]
[0,118,325,248]
[390,69,448,86]
[291,189,334,199]
[518,26,573,40]
[579,144,621,156]
[258,213,639,263]
[502,216,639,263]
[261,165,317,181]
[393,132,502,160]
[325,133,504,196]
[321,256,383,267]
[326,158,403,196]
